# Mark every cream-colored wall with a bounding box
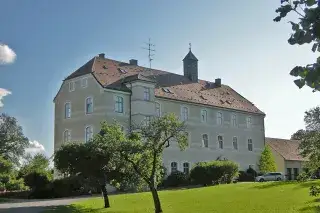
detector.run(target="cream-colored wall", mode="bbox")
[268,146,286,173]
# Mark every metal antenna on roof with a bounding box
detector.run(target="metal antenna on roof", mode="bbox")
[142,38,155,69]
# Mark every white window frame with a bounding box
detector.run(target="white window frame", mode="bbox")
[145,116,151,126]
[233,136,238,150]
[202,134,209,148]
[170,162,178,173]
[248,138,253,151]
[246,116,252,128]
[181,106,189,121]
[85,126,93,142]
[143,87,150,101]
[64,102,71,119]
[85,97,93,114]
[69,81,75,92]
[63,129,71,143]
[217,112,223,125]
[218,135,224,149]
[183,162,190,174]
[115,95,124,113]
[231,114,237,127]
[81,78,88,88]
[201,109,207,123]
[155,102,161,117]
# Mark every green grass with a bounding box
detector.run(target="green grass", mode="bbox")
[44,181,320,213]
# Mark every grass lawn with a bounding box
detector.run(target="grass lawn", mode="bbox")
[44,181,320,213]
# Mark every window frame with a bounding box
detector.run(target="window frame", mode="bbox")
[145,116,151,126]
[201,109,207,123]
[231,114,237,127]
[246,116,252,128]
[202,134,209,148]
[170,162,178,173]
[81,78,88,88]
[155,102,161,117]
[115,95,124,113]
[218,135,224,149]
[85,125,93,143]
[63,129,71,143]
[183,162,190,174]
[69,81,75,92]
[143,87,150,101]
[217,112,223,125]
[232,136,238,150]
[248,138,253,151]
[85,97,93,114]
[181,106,189,121]
[64,102,71,119]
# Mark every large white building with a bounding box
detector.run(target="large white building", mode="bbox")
[54,49,266,174]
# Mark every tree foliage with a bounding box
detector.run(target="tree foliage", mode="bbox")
[0,113,29,165]
[19,153,51,178]
[304,106,320,131]
[274,0,320,91]
[259,146,277,173]
[291,129,308,140]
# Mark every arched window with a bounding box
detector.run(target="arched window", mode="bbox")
[183,162,190,174]
[65,102,71,118]
[171,162,178,173]
[218,135,223,149]
[63,130,71,143]
[202,134,208,148]
[85,97,93,114]
[85,126,93,142]
[201,109,207,122]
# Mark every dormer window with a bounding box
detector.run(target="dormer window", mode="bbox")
[162,88,173,93]
[118,68,127,74]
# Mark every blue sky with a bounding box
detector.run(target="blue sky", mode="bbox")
[0,1,319,156]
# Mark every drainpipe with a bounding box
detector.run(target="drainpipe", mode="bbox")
[129,83,132,132]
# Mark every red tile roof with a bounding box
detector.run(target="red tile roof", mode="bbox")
[266,137,306,161]
[65,56,265,115]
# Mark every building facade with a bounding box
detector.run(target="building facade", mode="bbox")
[54,50,266,175]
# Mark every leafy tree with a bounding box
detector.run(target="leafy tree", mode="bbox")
[299,131,320,172]
[99,113,187,213]
[304,106,320,131]
[0,113,29,165]
[291,129,308,140]
[274,0,320,91]
[19,153,50,177]
[259,146,277,173]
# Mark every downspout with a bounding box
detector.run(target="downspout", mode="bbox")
[129,83,132,132]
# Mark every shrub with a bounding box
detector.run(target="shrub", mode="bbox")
[297,172,310,182]
[246,167,258,177]
[24,171,51,190]
[190,162,212,186]
[237,171,255,182]
[5,178,27,191]
[310,185,320,197]
[163,171,190,188]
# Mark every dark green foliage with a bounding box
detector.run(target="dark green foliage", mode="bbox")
[5,178,27,191]
[23,171,51,190]
[238,171,255,182]
[310,185,320,196]
[247,167,258,177]
[297,172,310,182]
[190,160,239,186]
[19,153,51,179]
[291,129,308,140]
[274,1,320,91]
[162,171,190,188]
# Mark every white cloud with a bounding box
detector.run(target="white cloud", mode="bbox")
[0,88,11,107]
[0,44,16,64]
[25,140,46,154]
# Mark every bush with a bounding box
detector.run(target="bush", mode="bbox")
[237,171,255,182]
[246,167,258,177]
[24,171,51,190]
[162,171,190,188]
[297,172,310,182]
[190,160,239,186]
[310,185,320,197]
[5,178,27,191]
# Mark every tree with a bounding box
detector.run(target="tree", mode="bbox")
[304,106,320,131]
[274,0,320,91]
[291,129,308,140]
[299,131,320,172]
[0,113,29,165]
[54,140,129,208]
[259,146,277,174]
[98,113,187,213]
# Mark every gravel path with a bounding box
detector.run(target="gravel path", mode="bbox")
[0,196,92,213]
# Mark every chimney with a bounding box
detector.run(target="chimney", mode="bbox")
[129,59,138,66]
[215,78,221,87]
[98,53,105,58]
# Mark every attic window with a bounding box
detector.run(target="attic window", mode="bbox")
[162,87,173,93]
[103,65,107,69]
[118,68,127,74]
[200,95,207,100]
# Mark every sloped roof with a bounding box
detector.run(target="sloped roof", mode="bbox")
[63,55,265,115]
[183,50,198,61]
[266,137,306,161]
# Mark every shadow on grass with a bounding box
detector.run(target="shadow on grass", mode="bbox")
[299,205,320,213]
[44,204,124,213]
[252,180,319,190]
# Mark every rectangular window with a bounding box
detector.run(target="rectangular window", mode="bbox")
[86,97,93,114]
[247,116,252,128]
[171,162,178,173]
[202,134,209,148]
[115,96,124,113]
[155,102,161,117]
[217,112,223,125]
[144,87,150,101]
[248,139,253,151]
[233,137,238,150]
[81,78,88,88]
[218,135,223,149]
[63,130,71,143]
[85,126,93,142]
[232,114,237,126]
[69,81,75,92]
[65,102,71,118]
[183,162,190,174]
[201,109,207,123]
[181,107,189,121]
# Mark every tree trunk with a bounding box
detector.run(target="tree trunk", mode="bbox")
[149,183,162,213]
[101,184,110,208]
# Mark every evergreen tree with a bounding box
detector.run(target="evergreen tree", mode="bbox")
[259,146,277,173]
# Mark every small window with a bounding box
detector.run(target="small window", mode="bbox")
[85,126,93,142]
[231,114,237,126]
[64,102,71,118]
[144,87,150,101]
[202,134,208,148]
[217,112,223,125]
[155,102,161,117]
[171,162,178,173]
[233,137,238,150]
[248,139,253,151]
[246,116,252,128]
[145,116,151,126]
[183,162,190,174]
[115,96,124,113]
[85,97,93,114]
[81,78,88,88]
[218,135,223,149]
[69,81,75,92]
[201,110,207,123]
[63,130,71,143]
[181,106,189,121]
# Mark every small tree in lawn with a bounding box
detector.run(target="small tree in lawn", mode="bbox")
[259,146,277,174]
[99,113,187,213]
